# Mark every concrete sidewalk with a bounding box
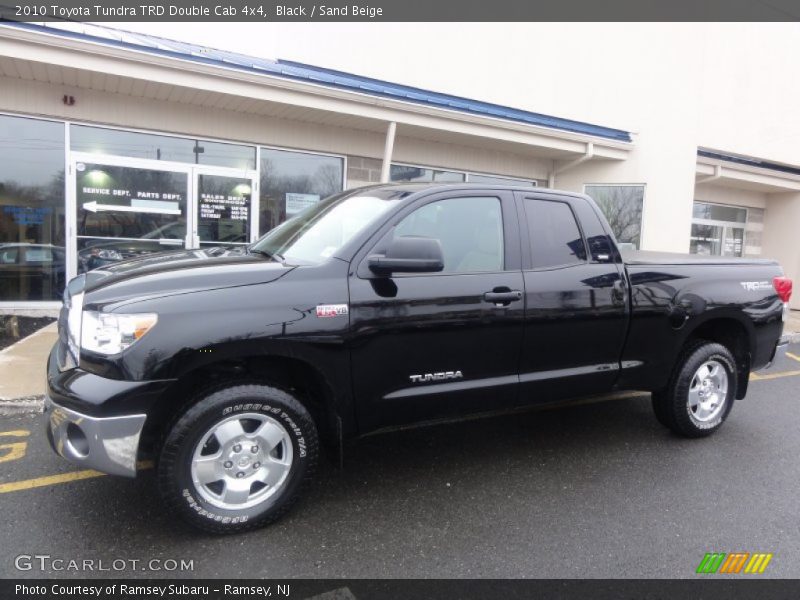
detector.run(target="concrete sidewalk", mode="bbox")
[0,322,57,401]
[0,311,799,404]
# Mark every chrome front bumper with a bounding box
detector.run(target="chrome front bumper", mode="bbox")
[43,396,147,477]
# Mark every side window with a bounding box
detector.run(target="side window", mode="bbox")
[394,196,504,273]
[525,199,587,269]
[24,248,54,263]
[0,248,19,264]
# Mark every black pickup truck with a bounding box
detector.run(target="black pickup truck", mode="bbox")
[45,183,792,533]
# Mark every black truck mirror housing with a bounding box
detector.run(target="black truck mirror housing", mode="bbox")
[368,236,445,274]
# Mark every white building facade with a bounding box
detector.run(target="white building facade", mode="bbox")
[1,22,799,311]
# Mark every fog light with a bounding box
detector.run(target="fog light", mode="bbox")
[66,423,89,457]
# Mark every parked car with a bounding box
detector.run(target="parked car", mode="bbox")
[0,243,65,300]
[78,222,247,271]
[44,184,791,533]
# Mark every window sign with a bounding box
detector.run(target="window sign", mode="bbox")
[196,174,251,245]
[285,193,320,217]
[75,163,188,272]
[259,148,344,235]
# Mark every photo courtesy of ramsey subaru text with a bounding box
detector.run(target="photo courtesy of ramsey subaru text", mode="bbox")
[44,183,791,532]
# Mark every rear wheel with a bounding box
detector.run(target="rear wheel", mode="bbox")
[158,383,318,533]
[651,341,737,438]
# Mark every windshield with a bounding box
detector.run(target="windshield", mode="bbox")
[251,188,410,264]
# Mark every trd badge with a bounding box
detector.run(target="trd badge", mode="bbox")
[316,304,349,318]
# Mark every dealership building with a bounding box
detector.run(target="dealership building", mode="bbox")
[1,21,800,312]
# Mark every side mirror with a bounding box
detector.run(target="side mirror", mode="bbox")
[368,236,445,274]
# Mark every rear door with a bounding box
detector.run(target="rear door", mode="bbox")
[515,192,629,402]
[348,189,525,431]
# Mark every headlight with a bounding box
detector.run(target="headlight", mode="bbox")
[80,311,158,355]
[66,291,84,362]
[91,248,123,260]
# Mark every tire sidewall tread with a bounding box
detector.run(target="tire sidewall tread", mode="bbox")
[157,382,318,534]
[653,340,737,438]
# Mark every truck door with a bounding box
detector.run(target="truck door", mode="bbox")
[515,191,629,402]
[348,189,525,431]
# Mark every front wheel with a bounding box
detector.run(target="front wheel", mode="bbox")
[158,383,318,533]
[651,341,737,438]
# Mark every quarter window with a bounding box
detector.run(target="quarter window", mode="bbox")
[394,196,504,273]
[525,200,587,269]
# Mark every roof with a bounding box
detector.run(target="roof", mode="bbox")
[2,21,633,143]
[698,149,800,177]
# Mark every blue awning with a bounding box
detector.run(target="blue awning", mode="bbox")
[3,21,633,143]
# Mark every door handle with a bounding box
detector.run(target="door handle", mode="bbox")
[483,290,523,306]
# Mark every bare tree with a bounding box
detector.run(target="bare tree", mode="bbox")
[587,186,643,248]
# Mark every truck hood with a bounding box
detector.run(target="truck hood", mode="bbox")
[76,246,294,307]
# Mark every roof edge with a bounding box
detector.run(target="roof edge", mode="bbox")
[0,21,633,144]
[698,149,800,178]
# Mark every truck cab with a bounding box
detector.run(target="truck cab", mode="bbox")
[44,183,790,532]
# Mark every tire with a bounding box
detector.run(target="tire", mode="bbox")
[158,383,318,534]
[651,341,737,438]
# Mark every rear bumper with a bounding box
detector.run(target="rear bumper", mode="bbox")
[764,334,792,369]
[44,396,146,477]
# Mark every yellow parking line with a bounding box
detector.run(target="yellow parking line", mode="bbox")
[785,351,800,362]
[750,369,800,382]
[0,461,153,494]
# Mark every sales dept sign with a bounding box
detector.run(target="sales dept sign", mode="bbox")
[286,193,320,217]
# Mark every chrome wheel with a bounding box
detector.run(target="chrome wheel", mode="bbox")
[191,413,293,510]
[688,360,728,423]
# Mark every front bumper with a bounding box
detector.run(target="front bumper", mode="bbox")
[44,343,175,477]
[44,396,146,477]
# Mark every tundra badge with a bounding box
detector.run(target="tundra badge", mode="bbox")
[409,371,464,383]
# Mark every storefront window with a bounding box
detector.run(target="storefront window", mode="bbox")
[584,184,645,250]
[467,173,536,187]
[390,164,465,183]
[690,201,746,257]
[259,148,344,235]
[0,115,65,301]
[71,126,256,170]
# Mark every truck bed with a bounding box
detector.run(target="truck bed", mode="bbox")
[622,249,779,267]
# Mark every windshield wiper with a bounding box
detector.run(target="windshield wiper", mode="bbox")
[249,248,284,262]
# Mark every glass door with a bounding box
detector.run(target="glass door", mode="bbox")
[723,226,745,257]
[67,155,259,279]
[690,201,747,258]
[192,169,258,248]
[69,153,191,277]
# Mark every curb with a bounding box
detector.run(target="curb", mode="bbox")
[0,395,44,416]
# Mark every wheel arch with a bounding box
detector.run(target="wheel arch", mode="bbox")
[681,313,753,399]
[140,353,348,461]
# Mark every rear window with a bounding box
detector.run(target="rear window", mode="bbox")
[525,199,587,269]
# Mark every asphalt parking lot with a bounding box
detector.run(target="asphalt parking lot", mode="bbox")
[1,347,799,579]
